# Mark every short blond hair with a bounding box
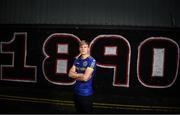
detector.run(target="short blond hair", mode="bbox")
[79,40,89,47]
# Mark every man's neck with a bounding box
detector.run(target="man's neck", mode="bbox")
[81,54,89,59]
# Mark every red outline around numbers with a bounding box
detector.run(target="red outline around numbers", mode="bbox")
[137,37,179,88]
[42,33,81,85]
[0,32,37,82]
[90,35,131,87]
[1,33,179,88]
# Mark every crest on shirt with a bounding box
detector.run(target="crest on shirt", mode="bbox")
[83,61,88,67]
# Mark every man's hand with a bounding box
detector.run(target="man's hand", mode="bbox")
[76,67,94,82]
[68,66,84,79]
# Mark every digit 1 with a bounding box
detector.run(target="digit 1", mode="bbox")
[1,32,37,82]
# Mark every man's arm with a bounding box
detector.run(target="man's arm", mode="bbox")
[76,67,94,82]
[68,65,83,79]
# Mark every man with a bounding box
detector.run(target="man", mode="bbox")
[68,40,96,113]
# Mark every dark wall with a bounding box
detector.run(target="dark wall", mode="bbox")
[0,0,180,28]
[0,25,180,113]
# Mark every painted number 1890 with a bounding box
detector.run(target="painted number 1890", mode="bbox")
[0,32,179,88]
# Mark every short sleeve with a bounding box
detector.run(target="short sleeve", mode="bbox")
[73,58,78,66]
[87,59,96,69]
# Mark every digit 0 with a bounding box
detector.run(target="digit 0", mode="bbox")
[137,37,179,88]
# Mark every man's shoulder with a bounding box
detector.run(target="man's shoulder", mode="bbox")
[75,55,81,60]
[88,56,96,62]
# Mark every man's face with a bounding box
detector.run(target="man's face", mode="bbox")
[79,44,89,55]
